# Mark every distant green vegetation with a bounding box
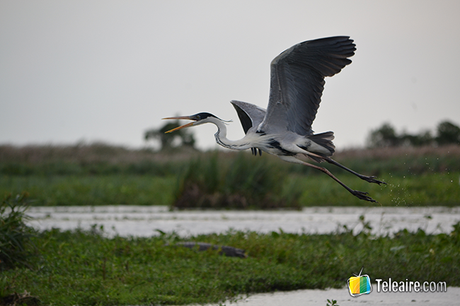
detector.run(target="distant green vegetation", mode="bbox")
[2,218,459,305]
[296,172,460,206]
[0,175,175,206]
[0,144,459,207]
[173,152,301,209]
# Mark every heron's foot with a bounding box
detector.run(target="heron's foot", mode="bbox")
[361,175,386,185]
[351,190,377,203]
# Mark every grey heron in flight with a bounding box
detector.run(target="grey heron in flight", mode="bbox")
[164,36,385,202]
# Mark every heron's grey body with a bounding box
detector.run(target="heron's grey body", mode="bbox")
[231,100,334,161]
[164,36,385,202]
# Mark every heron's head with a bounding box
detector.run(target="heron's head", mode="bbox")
[162,112,228,133]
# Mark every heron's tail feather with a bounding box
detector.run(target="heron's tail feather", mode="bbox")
[308,131,335,156]
[297,131,335,162]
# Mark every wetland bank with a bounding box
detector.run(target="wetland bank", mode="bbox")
[1,144,460,305]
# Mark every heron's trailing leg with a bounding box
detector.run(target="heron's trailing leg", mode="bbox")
[323,157,386,185]
[279,156,377,203]
[305,152,386,185]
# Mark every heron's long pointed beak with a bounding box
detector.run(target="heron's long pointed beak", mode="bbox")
[162,116,192,120]
[162,116,196,133]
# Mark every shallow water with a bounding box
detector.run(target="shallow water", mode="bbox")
[27,205,460,237]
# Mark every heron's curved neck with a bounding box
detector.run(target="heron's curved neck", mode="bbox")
[210,119,250,150]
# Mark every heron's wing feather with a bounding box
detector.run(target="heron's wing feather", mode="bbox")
[259,36,356,135]
[231,100,266,134]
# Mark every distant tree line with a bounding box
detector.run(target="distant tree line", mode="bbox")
[366,120,460,148]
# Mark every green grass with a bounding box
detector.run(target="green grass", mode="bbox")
[1,221,459,305]
[1,172,458,207]
[0,193,37,269]
[1,144,460,207]
[296,172,460,206]
[0,175,175,206]
[1,172,459,207]
[173,152,301,209]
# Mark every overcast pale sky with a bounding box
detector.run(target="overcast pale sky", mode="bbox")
[1,0,459,150]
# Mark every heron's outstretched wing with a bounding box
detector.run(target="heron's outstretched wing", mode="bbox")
[230,100,266,134]
[259,36,356,135]
[231,100,266,156]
